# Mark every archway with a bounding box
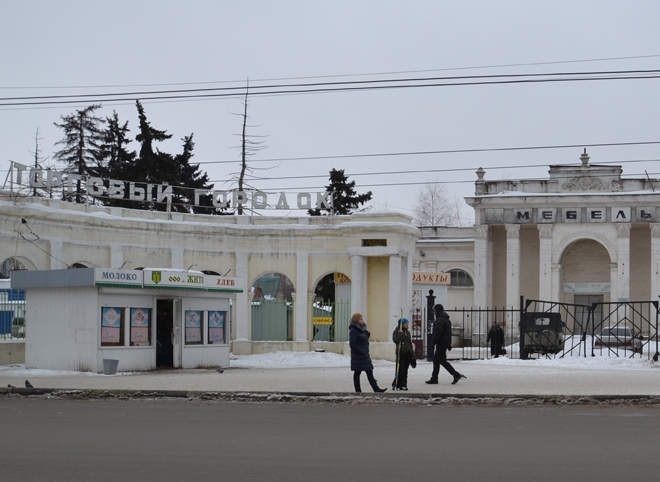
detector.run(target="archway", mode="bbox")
[560,239,611,334]
[312,272,351,342]
[251,272,294,341]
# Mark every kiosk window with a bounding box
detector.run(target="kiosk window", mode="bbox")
[208,310,226,344]
[185,310,203,345]
[101,307,124,346]
[130,307,151,346]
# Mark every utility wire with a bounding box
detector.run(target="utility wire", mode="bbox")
[3,53,660,90]
[194,141,660,165]
[2,70,660,107]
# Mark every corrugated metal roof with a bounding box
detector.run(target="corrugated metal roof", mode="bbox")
[11,268,96,289]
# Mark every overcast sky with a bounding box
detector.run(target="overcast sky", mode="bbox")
[2,1,660,222]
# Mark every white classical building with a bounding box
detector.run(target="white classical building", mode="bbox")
[0,188,419,368]
[3,150,660,370]
[467,150,660,308]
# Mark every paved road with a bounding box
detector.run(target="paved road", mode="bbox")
[2,398,659,481]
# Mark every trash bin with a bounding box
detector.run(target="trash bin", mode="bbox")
[103,359,119,375]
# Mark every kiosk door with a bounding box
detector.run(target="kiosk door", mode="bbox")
[172,299,182,367]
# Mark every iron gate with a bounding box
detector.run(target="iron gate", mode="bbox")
[413,298,660,361]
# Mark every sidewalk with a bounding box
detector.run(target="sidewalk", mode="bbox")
[2,357,660,400]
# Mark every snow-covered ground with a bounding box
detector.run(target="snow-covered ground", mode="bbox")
[1,348,658,378]
[2,348,660,400]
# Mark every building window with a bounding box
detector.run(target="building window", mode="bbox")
[101,307,124,346]
[130,308,151,346]
[185,310,203,345]
[102,306,153,347]
[208,311,227,344]
[362,239,387,247]
[449,269,473,287]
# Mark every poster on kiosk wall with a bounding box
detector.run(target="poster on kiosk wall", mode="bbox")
[208,311,225,344]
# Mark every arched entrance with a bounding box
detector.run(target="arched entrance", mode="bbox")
[251,272,294,341]
[560,239,611,333]
[312,272,351,342]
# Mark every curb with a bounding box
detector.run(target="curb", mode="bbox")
[3,387,660,406]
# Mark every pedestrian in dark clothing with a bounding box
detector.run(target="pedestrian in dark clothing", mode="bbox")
[392,318,416,390]
[349,313,387,393]
[487,321,505,357]
[426,304,466,385]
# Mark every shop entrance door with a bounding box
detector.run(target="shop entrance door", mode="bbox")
[156,299,174,367]
[156,299,183,368]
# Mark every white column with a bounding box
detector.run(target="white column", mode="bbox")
[110,243,124,268]
[473,225,490,308]
[505,224,521,309]
[171,247,184,269]
[609,263,618,304]
[351,255,365,316]
[551,264,562,302]
[294,252,309,341]
[616,224,631,302]
[49,239,66,269]
[404,254,413,317]
[651,224,660,299]
[389,254,402,334]
[538,225,553,300]
[235,252,249,340]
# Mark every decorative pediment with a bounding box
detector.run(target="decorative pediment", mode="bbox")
[562,176,608,192]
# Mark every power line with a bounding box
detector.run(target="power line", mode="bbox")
[195,141,660,165]
[2,69,660,108]
[3,53,660,90]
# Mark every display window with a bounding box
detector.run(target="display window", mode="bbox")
[101,306,153,347]
[130,308,151,346]
[185,310,203,345]
[101,307,124,346]
[208,310,226,344]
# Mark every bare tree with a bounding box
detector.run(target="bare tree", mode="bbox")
[231,80,268,214]
[413,182,466,226]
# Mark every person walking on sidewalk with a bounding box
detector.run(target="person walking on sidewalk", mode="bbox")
[426,304,466,385]
[487,320,505,358]
[392,318,416,390]
[349,313,387,393]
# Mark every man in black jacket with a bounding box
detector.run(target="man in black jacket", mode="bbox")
[426,304,466,385]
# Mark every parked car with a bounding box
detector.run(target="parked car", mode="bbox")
[594,326,643,354]
[519,312,565,359]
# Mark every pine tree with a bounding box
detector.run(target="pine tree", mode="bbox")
[132,100,176,210]
[134,100,173,185]
[170,135,216,214]
[133,101,215,213]
[99,111,137,208]
[308,168,372,215]
[53,104,105,203]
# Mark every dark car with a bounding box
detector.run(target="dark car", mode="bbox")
[519,312,565,360]
[594,326,643,354]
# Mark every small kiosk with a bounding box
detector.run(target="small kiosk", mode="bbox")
[11,268,243,373]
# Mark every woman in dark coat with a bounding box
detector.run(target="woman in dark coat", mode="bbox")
[487,321,505,357]
[349,313,387,393]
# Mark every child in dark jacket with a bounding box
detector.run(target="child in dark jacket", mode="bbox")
[392,318,416,390]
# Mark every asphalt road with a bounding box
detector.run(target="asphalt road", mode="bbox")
[2,398,659,481]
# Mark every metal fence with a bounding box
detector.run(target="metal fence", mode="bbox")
[413,299,660,362]
[525,299,660,361]
[251,299,293,341]
[312,300,351,342]
[442,306,521,361]
[0,287,25,340]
